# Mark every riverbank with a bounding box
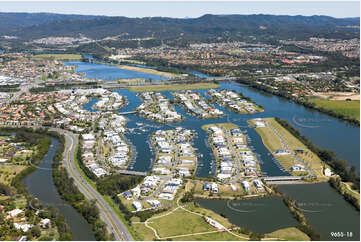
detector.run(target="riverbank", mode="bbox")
[0,127,72,240]
[248,118,327,178]
[32,54,83,61]
[128,82,219,92]
[116,64,179,78]
[307,98,360,121]
[49,131,112,241]
[235,78,360,126]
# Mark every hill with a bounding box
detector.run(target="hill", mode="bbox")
[0,12,99,35]
[3,14,360,42]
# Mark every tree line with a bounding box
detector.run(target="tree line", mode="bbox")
[0,127,72,240]
[274,118,360,192]
[49,131,114,241]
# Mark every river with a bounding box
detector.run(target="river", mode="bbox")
[73,61,359,240]
[70,60,359,172]
[64,61,169,82]
[22,138,95,241]
[278,183,360,241]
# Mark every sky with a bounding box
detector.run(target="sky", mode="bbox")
[0,1,359,18]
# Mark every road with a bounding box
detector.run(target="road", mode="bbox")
[53,128,134,241]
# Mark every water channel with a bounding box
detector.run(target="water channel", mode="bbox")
[69,60,360,240]
[22,138,95,241]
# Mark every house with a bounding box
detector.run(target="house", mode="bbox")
[147,200,161,208]
[122,190,133,200]
[211,182,218,193]
[253,179,264,190]
[132,201,142,211]
[203,182,211,191]
[40,218,50,228]
[324,168,332,177]
[274,149,291,155]
[13,223,33,232]
[6,208,23,218]
[131,185,141,198]
[290,164,306,172]
[241,181,251,191]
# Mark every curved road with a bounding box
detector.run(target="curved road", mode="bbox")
[52,128,133,241]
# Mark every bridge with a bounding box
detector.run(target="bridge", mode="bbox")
[206,76,238,81]
[117,170,147,176]
[261,176,304,184]
[118,111,136,115]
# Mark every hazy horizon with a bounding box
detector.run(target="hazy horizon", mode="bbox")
[0,1,359,19]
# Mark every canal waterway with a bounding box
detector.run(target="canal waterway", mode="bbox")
[22,138,95,241]
[73,61,359,240]
[64,61,169,81]
[195,196,298,234]
[278,183,360,241]
[71,60,360,173]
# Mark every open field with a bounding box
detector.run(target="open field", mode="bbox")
[128,82,220,92]
[31,54,83,61]
[249,118,326,177]
[149,207,215,238]
[115,78,146,83]
[0,165,26,184]
[171,231,244,240]
[265,227,310,241]
[311,92,360,101]
[117,65,179,78]
[308,98,360,121]
[201,123,238,131]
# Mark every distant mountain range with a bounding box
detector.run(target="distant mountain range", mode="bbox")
[0,13,358,42]
[0,12,100,35]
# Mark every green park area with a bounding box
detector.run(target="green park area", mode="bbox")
[128,82,220,92]
[32,54,83,61]
[308,99,360,121]
[248,118,327,177]
[265,227,310,241]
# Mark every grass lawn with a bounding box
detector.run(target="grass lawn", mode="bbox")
[132,223,156,241]
[308,99,360,121]
[0,165,26,184]
[32,54,83,61]
[117,65,178,78]
[128,82,220,92]
[265,227,310,241]
[149,207,215,238]
[249,118,326,177]
[171,231,244,241]
[201,123,238,131]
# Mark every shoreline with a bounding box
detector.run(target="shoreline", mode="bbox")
[234,79,360,126]
[116,64,179,78]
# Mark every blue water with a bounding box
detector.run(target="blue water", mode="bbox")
[189,71,210,78]
[22,138,95,241]
[75,61,359,175]
[82,82,360,177]
[64,61,169,82]
[82,98,99,112]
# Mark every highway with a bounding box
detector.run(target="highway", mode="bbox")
[53,128,134,241]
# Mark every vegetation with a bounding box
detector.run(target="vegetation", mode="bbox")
[50,131,114,241]
[249,118,325,176]
[236,78,360,126]
[265,227,310,241]
[127,82,220,92]
[96,174,143,197]
[0,127,72,241]
[31,54,82,61]
[329,177,360,210]
[308,98,360,121]
[275,118,360,191]
[283,197,321,240]
[149,208,215,238]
